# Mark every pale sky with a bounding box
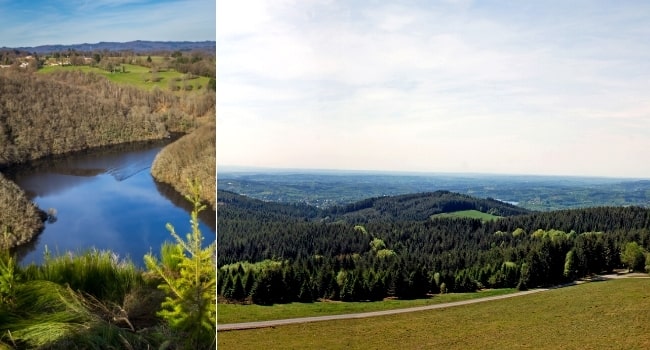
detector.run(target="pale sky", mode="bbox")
[217,0,650,178]
[0,0,215,47]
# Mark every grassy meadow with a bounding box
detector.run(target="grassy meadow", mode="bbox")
[218,288,516,324]
[218,278,650,349]
[431,209,502,221]
[39,62,210,92]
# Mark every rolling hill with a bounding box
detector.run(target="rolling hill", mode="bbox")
[218,189,531,224]
[325,191,530,223]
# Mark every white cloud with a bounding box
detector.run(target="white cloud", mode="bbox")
[218,0,650,177]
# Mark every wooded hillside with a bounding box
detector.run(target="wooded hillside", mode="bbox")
[151,123,216,208]
[0,69,214,166]
[0,173,43,248]
[326,191,530,222]
[218,190,650,304]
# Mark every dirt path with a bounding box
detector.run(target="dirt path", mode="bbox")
[218,288,547,331]
[217,273,647,332]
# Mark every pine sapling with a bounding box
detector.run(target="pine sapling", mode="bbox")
[144,180,216,349]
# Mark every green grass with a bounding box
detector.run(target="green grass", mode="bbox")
[217,279,650,349]
[38,64,210,92]
[217,288,516,324]
[20,249,143,303]
[431,209,501,221]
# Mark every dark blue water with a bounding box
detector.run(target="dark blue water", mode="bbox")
[6,141,216,267]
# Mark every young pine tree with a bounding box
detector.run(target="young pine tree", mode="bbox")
[144,180,216,349]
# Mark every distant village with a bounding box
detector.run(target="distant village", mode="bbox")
[0,53,94,69]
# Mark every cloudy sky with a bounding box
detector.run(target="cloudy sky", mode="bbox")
[218,0,650,178]
[0,0,215,47]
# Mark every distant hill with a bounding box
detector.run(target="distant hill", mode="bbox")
[7,40,215,53]
[217,172,650,211]
[325,191,531,223]
[217,190,321,221]
[217,189,531,224]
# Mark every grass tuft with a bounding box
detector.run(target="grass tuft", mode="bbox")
[21,249,143,303]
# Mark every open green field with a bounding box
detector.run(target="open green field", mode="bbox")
[218,278,650,349]
[218,288,516,324]
[38,63,210,92]
[431,209,501,221]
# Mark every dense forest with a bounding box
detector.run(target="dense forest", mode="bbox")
[325,191,530,222]
[218,190,650,305]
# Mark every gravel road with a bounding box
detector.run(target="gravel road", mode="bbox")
[217,288,547,331]
[217,273,648,332]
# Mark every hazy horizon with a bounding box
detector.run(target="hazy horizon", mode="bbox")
[6,39,215,48]
[0,0,215,47]
[218,164,650,181]
[218,1,650,179]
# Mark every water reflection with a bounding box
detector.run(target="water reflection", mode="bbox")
[4,141,166,199]
[154,180,216,233]
[5,140,216,267]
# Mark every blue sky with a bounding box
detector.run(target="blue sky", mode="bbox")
[217,0,650,178]
[0,0,215,47]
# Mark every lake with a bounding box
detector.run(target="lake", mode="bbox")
[4,140,216,267]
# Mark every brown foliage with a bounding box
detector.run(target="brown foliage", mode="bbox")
[151,123,216,208]
[0,172,43,249]
[0,69,205,165]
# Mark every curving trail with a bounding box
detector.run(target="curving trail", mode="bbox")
[217,288,549,332]
[218,273,648,332]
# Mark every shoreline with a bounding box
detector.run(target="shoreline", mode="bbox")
[0,135,187,251]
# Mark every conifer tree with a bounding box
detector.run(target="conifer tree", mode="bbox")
[221,272,234,298]
[297,280,313,303]
[231,274,246,301]
[144,180,216,349]
[243,269,255,299]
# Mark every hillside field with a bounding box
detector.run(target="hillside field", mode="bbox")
[217,278,650,349]
[430,209,501,221]
[39,62,210,91]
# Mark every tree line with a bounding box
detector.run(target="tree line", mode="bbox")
[218,191,650,305]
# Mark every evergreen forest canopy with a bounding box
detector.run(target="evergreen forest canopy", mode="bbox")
[218,190,650,305]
